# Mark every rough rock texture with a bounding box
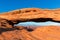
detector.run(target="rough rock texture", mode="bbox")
[0,8,60,23]
[0,8,60,28]
[0,18,13,28]
[0,26,60,40]
[0,8,60,40]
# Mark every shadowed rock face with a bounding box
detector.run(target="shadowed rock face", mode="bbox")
[0,8,60,40]
[0,26,60,40]
[0,18,14,28]
[0,8,60,24]
[0,8,60,31]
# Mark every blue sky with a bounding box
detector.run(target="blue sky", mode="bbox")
[1,0,60,26]
[0,0,60,13]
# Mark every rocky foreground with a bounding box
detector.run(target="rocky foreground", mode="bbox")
[0,8,60,40]
[0,26,60,40]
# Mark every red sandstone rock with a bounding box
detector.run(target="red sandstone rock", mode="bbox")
[0,8,60,21]
[0,8,60,40]
[0,26,60,40]
[0,18,13,28]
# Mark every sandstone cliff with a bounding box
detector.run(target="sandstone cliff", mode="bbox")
[0,8,60,23]
[0,8,60,40]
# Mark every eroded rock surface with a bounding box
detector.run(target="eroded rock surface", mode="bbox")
[0,8,60,40]
[0,18,13,28]
[0,8,60,23]
[0,26,59,40]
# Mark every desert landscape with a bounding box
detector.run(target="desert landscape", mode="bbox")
[0,8,60,40]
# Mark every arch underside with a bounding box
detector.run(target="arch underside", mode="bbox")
[13,18,60,24]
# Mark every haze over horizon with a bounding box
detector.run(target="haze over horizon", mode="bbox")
[1,0,60,26]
